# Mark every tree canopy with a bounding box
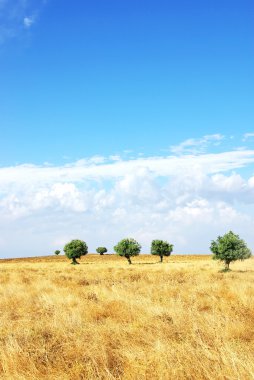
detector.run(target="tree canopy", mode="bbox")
[63,240,88,265]
[114,238,141,264]
[96,247,107,255]
[151,240,173,262]
[210,231,251,270]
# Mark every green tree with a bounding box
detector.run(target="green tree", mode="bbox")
[54,250,60,255]
[96,247,107,255]
[114,238,141,264]
[63,239,88,265]
[210,231,252,271]
[151,240,174,263]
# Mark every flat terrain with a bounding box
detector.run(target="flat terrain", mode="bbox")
[0,254,253,380]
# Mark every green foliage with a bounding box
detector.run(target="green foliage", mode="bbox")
[63,239,88,265]
[210,231,251,270]
[54,250,60,255]
[96,247,107,255]
[114,238,141,264]
[151,240,174,262]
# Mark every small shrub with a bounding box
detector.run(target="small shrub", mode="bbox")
[54,250,60,256]
[96,247,107,255]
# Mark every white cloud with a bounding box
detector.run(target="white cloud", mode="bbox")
[211,173,245,192]
[1,149,254,189]
[32,183,87,212]
[243,132,254,141]
[0,139,254,258]
[23,16,35,28]
[0,0,46,44]
[170,134,224,155]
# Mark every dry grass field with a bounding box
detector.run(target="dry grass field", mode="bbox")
[0,254,253,380]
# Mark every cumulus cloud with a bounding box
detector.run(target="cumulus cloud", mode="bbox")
[0,139,254,258]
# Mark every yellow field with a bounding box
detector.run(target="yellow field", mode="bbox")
[0,254,253,380]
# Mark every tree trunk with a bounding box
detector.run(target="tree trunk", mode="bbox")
[160,255,163,263]
[225,261,230,271]
[71,257,79,265]
[126,256,132,264]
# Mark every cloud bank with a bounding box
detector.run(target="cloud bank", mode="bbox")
[1,137,254,258]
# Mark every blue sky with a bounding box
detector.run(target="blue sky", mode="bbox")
[0,0,254,257]
[1,0,254,164]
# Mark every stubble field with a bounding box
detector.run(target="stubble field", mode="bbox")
[0,254,253,380]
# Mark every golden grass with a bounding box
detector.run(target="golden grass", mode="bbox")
[0,254,253,380]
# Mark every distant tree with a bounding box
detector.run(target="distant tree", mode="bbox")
[114,238,141,264]
[151,240,174,263]
[96,247,107,255]
[54,250,60,256]
[63,239,88,265]
[210,231,252,271]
